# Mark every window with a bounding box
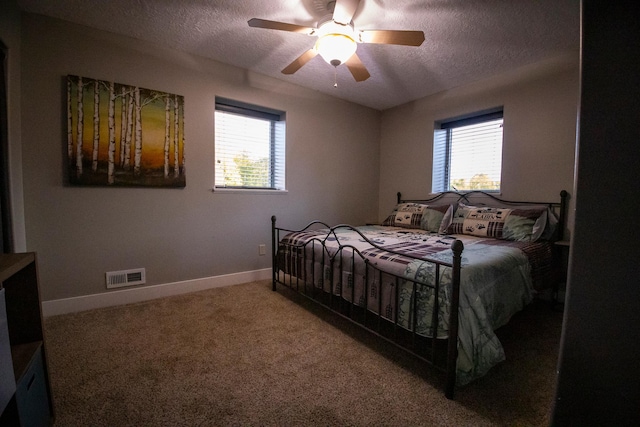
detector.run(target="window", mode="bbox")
[215,98,285,190]
[432,109,503,193]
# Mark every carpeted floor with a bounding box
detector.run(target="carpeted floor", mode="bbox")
[43,280,563,426]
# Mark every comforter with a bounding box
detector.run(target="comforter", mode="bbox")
[277,225,551,385]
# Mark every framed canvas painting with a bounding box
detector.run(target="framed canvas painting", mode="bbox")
[66,75,185,187]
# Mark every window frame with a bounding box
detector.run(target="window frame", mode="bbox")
[432,108,504,193]
[214,97,286,192]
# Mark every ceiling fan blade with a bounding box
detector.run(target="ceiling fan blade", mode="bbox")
[248,18,315,35]
[282,49,318,75]
[332,0,361,25]
[359,30,425,46]
[345,53,370,82]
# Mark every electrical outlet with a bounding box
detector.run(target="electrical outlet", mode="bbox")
[258,244,266,256]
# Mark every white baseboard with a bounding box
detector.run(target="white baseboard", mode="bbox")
[42,268,272,317]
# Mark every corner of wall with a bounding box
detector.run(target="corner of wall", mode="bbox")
[0,0,27,252]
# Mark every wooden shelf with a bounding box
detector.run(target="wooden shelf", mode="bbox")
[0,253,54,426]
[0,253,35,284]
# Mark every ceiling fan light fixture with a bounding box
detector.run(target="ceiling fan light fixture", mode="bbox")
[314,20,357,66]
[316,33,357,66]
[248,0,423,82]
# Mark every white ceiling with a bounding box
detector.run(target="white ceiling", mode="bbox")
[17,0,580,111]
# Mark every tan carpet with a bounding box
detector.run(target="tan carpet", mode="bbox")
[44,280,562,426]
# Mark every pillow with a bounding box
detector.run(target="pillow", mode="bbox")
[511,205,557,241]
[486,203,556,241]
[382,203,453,233]
[382,203,427,229]
[447,203,548,242]
[426,204,454,234]
[503,207,548,241]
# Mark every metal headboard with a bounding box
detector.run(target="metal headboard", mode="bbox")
[397,190,569,241]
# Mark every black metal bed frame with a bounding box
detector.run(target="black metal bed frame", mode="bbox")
[271,190,568,399]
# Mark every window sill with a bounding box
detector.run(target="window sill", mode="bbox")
[212,188,288,195]
[429,190,502,196]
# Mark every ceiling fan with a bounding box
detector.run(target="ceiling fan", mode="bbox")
[248,0,425,83]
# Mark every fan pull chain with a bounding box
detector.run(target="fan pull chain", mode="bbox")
[334,67,338,88]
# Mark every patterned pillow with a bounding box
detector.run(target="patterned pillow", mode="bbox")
[382,203,426,229]
[382,203,453,233]
[447,203,547,242]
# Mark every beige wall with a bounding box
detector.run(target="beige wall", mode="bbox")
[17,11,579,303]
[20,14,380,301]
[378,54,579,237]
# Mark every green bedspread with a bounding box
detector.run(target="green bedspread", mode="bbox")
[399,243,533,385]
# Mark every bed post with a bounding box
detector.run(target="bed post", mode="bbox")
[557,190,569,241]
[271,215,277,291]
[445,239,464,400]
[397,192,402,204]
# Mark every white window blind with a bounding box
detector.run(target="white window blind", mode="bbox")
[432,110,503,192]
[215,99,285,190]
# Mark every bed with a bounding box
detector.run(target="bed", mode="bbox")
[271,190,568,399]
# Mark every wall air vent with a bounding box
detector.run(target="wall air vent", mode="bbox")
[106,268,146,289]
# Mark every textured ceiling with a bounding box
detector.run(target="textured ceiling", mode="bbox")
[17,0,580,110]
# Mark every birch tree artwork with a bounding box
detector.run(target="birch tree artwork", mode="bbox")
[67,75,185,187]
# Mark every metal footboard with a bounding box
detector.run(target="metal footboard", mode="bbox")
[271,216,463,399]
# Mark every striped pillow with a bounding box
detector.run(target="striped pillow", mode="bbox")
[447,203,548,242]
[382,203,453,233]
